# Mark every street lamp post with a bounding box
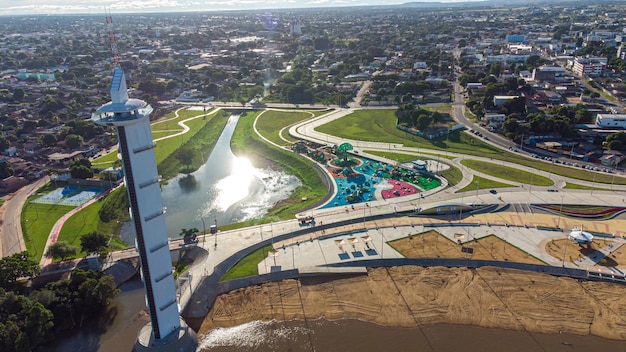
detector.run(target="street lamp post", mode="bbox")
[213,218,217,248]
[611,172,616,191]
[557,195,564,229]
[591,172,597,195]
[201,218,206,247]
[475,177,479,197]
[363,204,366,230]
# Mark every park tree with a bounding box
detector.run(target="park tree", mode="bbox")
[605,132,626,151]
[0,159,13,179]
[502,117,520,134]
[46,241,78,261]
[0,289,53,352]
[180,228,199,243]
[33,269,119,334]
[0,252,40,291]
[80,231,109,254]
[12,88,24,102]
[99,186,129,223]
[71,158,92,169]
[64,134,83,149]
[416,113,431,131]
[70,165,93,179]
[176,147,195,172]
[0,136,8,151]
[41,134,57,147]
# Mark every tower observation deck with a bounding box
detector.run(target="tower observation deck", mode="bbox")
[92,68,197,351]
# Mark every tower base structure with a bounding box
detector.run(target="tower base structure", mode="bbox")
[133,317,198,352]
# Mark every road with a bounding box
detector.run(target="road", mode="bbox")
[0,176,49,257]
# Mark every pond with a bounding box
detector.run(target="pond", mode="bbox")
[122,113,300,242]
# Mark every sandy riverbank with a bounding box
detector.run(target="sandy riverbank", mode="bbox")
[198,266,626,340]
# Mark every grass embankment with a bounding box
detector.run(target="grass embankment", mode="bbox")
[256,110,315,146]
[460,159,553,186]
[316,109,626,185]
[221,245,273,281]
[228,111,327,228]
[456,175,515,193]
[157,110,229,180]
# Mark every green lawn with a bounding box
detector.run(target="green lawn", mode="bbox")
[456,175,515,193]
[460,159,553,186]
[442,164,463,187]
[563,182,608,191]
[221,245,272,281]
[256,110,314,146]
[91,150,118,168]
[55,195,128,257]
[21,201,74,260]
[316,109,510,157]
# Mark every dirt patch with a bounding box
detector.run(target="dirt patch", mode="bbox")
[544,239,616,264]
[198,266,626,340]
[389,230,545,264]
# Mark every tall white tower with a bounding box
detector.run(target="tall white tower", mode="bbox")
[92,68,197,351]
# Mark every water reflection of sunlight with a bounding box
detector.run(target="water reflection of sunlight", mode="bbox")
[214,157,254,211]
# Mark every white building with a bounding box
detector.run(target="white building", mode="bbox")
[493,95,519,107]
[596,114,626,129]
[413,61,428,69]
[571,57,607,76]
[485,113,506,127]
[485,54,529,63]
[290,21,302,36]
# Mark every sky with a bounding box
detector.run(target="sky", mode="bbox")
[0,0,483,16]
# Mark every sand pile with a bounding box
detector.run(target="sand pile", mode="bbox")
[199,266,626,340]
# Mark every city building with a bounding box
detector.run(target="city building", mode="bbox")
[493,95,519,107]
[506,34,527,43]
[290,21,302,35]
[532,65,566,82]
[92,68,197,351]
[596,113,626,129]
[570,57,607,76]
[484,114,506,128]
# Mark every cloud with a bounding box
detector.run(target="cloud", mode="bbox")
[0,0,484,15]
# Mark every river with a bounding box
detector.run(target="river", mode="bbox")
[198,319,625,352]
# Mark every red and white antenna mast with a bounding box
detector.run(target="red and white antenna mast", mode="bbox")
[105,8,121,67]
